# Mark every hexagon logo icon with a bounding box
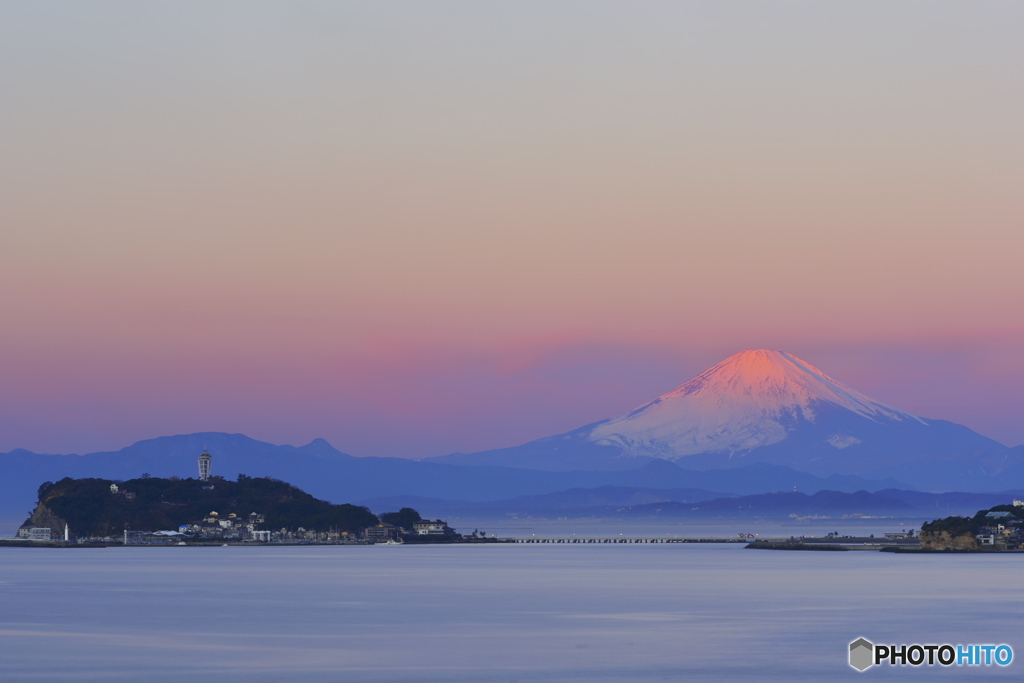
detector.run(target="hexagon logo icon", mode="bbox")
[850,638,874,671]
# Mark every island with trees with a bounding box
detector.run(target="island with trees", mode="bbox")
[918,501,1024,551]
[12,475,502,546]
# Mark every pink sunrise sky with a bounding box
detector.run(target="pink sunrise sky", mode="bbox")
[2,3,1022,457]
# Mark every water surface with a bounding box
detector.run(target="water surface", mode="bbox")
[0,544,1018,681]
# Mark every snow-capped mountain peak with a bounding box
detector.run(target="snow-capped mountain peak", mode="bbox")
[436,347,1005,482]
[587,349,924,458]
[661,349,917,420]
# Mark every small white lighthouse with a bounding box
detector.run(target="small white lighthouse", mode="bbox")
[64,524,69,542]
[198,450,212,482]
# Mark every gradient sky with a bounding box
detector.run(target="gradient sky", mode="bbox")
[2,2,1023,457]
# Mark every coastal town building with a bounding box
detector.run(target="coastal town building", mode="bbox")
[16,527,54,541]
[976,518,1024,549]
[364,524,398,542]
[178,510,267,540]
[413,520,452,536]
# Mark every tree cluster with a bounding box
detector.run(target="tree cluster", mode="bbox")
[378,507,422,531]
[30,475,379,537]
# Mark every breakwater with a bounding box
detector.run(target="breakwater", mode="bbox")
[746,541,849,551]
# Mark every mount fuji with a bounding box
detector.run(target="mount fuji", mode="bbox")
[437,350,1006,487]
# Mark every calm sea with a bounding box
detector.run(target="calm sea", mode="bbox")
[0,543,1019,682]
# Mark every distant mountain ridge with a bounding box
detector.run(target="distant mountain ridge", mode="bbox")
[619,489,917,517]
[0,432,905,528]
[2,430,1022,534]
[358,488,1023,520]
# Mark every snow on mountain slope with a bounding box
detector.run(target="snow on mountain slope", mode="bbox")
[587,349,925,458]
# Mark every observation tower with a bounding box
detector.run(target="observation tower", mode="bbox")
[198,450,212,482]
